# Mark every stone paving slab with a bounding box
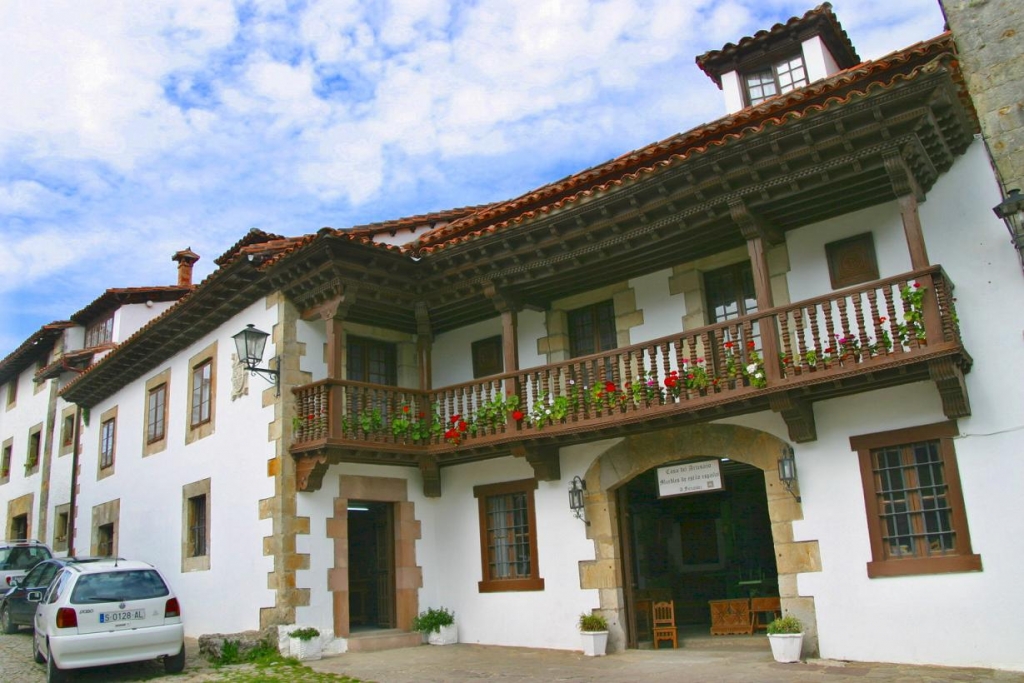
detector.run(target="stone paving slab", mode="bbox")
[3,630,1023,683]
[307,643,1024,683]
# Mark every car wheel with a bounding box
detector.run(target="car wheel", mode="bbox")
[0,604,17,634]
[163,644,186,673]
[33,631,45,664]
[46,641,66,683]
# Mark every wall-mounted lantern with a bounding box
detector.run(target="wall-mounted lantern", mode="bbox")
[568,476,589,525]
[993,188,1024,269]
[778,445,800,502]
[232,324,280,396]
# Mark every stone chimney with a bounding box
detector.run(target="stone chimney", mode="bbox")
[172,248,201,288]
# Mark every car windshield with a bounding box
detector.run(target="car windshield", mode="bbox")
[69,570,169,604]
[0,546,48,570]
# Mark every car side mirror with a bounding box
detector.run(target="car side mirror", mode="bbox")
[8,577,20,588]
[26,591,42,603]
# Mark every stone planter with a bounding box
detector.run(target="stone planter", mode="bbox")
[767,632,803,663]
[427,623,458,645]
[290,635,322,661]
[580,630,608,657]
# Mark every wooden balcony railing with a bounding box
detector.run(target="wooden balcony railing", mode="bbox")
[292,266,964,454]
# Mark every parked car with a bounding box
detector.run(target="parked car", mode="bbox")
[1,557,106,633]
[30,559,185,682]
[0,540,53,588]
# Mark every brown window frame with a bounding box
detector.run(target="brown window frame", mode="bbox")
[99,417,116,470]
[346,335,398,386]
[84,313,114,348]
[473,478,544,593]
[1,439,12,481]
[147,383,167,444]
[26,426,42,472]
[851,421,982,578]
[6,377,17,407]
[190,360,213,428]
[567,300,616,359]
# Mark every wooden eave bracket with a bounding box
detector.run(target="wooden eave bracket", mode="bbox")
[419,454,441,498]
[296,453,329,492]
[883,148,926,202]
[769,391,818,443]
[483,282,522,314]
[928,356,971,418]
[729,199,783,245]
[511,444,561,481]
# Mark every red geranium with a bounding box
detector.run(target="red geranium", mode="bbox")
[604,381,616,393]
[511,409,524,421]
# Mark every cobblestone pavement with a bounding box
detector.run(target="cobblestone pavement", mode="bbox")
[309,640,1024,683]
[0,631,219,682]
[4,630,1024,683]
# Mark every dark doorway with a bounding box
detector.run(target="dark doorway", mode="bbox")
[619,458,777,647]
[348,501,395,631]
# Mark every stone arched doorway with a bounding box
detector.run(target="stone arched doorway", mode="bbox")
[578,424,820,654]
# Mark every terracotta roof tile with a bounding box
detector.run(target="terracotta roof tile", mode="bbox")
[213,228,288,266]
[0,321,74,385]
[70,286,193,324]
[414,33,959,255]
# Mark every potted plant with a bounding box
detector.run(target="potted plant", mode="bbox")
[766,614,803,663]
[578,612,609,657]
[288,626,322,661]
[412,606,457,645]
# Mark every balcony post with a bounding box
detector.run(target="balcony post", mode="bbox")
[744,229,782,384]
[919,272,945,345]
[415,302,433,391]
[884,149,931,269]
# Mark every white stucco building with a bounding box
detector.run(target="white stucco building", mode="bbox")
[3,4,1023,673]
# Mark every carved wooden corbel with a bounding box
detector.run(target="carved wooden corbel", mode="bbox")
[511,444,561,481]
[419,454,441,498]
[883,149,925,201]
[729,198,783,245]
[295,454,329,492]
[769,392,818,443]
[928,357,972,418]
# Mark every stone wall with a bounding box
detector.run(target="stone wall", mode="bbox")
[941,0,1024,191]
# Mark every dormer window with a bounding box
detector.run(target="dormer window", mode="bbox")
[85,313,114,347]
[745,54,808,105]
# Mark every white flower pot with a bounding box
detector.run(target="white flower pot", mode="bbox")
[427,623,458,645]
[768,633,803,663]
[291,636,323,661]
[580,630,608,657]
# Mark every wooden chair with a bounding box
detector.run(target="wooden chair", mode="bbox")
[651,600,678,649]
[750,596,782,632]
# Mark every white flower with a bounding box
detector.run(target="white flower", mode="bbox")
[746,363,758,374]
[545,408,552,415]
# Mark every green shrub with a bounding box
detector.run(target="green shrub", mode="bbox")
[578,613,608,632]
[766,614,802,634]
[412,607,455,634]
[289,627,321,641]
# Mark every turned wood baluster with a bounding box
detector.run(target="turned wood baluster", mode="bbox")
[866,290,884,357]
[823,301,838,368]
[779,310,794,378]
[883,284,901,354]
[837,297,853,362]
[807,306,822,370]
[852,294,869,362]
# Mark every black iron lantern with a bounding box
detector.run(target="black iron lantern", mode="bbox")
[568,476,589,524]
[778,445,800,502]
[232,324,280,395]
[993,188,1024,268]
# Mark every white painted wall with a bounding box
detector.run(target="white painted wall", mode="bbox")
[115,301,177,345]
[628,267,684,344]
[802,35,840,82]
[0,367,53,539]
[432,318,503,388]
[72,299,278,637]
[721,70,744,114]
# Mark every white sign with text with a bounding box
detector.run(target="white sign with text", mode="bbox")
[657,459,723,497]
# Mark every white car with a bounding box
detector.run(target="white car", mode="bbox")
[30,559,185,682]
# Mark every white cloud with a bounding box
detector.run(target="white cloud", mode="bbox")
[0,0,951,355]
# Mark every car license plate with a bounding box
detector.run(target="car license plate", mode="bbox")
[99,609,146,623]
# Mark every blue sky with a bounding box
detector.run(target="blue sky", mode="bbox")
[0,0,947,358]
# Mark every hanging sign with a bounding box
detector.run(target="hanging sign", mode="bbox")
[657,459,723,497]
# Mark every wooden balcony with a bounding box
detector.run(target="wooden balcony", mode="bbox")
[291,266,971,492]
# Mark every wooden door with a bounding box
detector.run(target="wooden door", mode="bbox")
[373,504,395,628]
